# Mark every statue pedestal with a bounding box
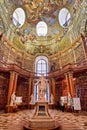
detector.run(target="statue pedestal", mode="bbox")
[33,101,50,118]
[24,101,60,130]
[28,118,56,129]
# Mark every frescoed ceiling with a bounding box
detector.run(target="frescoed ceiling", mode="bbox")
[0,0,85,56]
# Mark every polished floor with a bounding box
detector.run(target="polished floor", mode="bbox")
[0,109,87,130]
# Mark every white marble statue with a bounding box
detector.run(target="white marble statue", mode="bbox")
[10,92,16,106]
[36,75,48,101]
[30,93,34,104]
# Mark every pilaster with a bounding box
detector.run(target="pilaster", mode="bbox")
[28,78,32,104]
[51,78,56,103]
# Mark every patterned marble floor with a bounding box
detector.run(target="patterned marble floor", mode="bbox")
[0,109,87,130]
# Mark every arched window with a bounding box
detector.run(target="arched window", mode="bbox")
[35,56,48,76]
[36,21,48,36]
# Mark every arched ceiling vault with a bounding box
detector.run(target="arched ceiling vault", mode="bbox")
[0,0,86,56]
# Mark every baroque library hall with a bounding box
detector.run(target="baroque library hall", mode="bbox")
[0,0,87,130]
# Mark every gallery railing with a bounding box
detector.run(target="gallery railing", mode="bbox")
[0,32,87,76]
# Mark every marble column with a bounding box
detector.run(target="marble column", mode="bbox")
[65,71,75,98]
[7,71,16,106]
[6,71,18,112]
[13,72,18,92]
[68,72,75,98]
[65,73,70,95]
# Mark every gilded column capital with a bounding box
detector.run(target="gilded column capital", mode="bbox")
[10,71,18,76]
[65,71,73,78]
